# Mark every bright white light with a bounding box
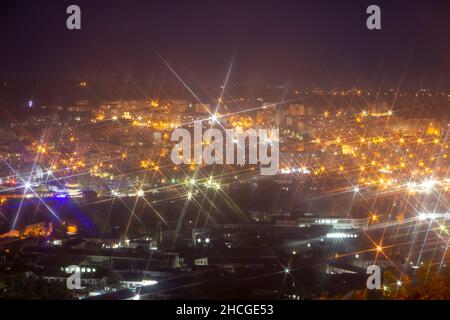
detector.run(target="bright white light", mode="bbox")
[406,181,417,192]
[326,232,357,239]
[281,167,310,175]
[133,294,140,300]
[187,192,193,200]
[420,179,436,193]
[353,187,360,193]
[396,280,402,286]
[211,114,218,122]
[24,182,31,189]
[284,267,290,273]
[137,189,145,197]
[418,212,438,220]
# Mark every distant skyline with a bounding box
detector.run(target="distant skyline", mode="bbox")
[1,0,450,89]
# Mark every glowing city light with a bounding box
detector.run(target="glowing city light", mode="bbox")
[420,179,436,193]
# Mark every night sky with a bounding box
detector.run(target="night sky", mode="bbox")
[1,0,450,88]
